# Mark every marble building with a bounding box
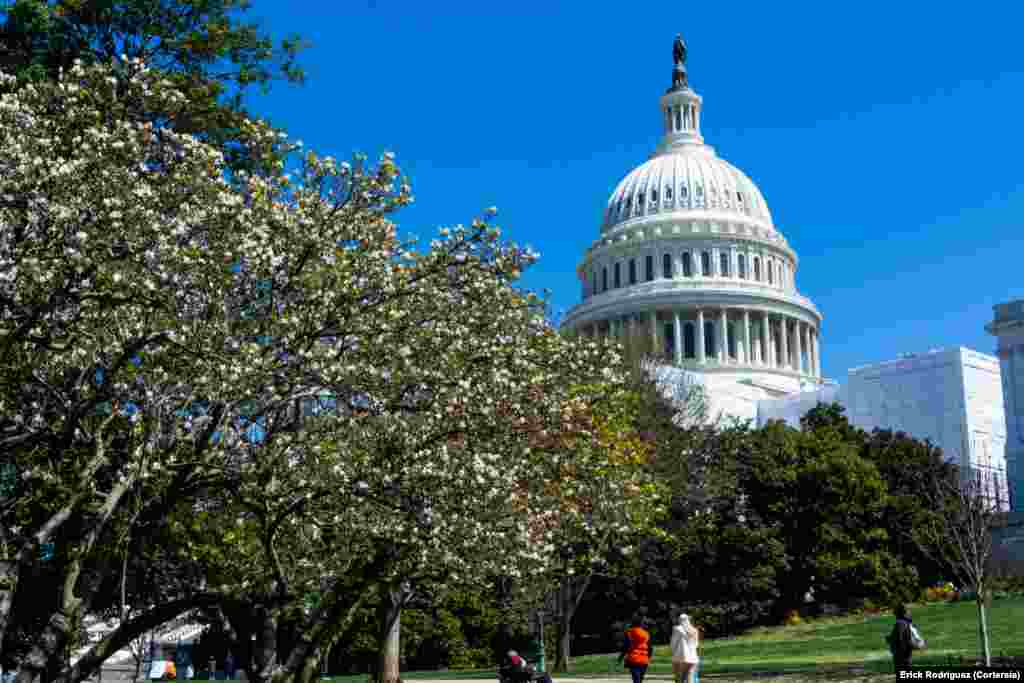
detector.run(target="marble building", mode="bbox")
[562,35,823,422]
[758,347,1010,511]
[987,299,1024,513]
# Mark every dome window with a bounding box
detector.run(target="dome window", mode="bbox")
[602,267,608,292]
[645,254,654,281]
[628,258,637,285]
[720,252,730,277]
[682,252,692,277]
[624,196,632,212]
[664,184,673,202]
[680,184,689,200]
[614,262,621,288]
[662,253,673,278]
[753,257,761,281]
[701,251,711,277]
[650,188,659,205]
[767,260,774,284]
[738,254,747,279]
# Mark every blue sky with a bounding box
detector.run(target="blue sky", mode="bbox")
[245,1,1024,383]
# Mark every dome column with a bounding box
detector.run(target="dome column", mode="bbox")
[795,320,804,374]
[696,308,706,364]
[650,311,659,356]
[813,328,821,378]
[719,309,729,363]
[673,311,683,365]
[760,314,770,367]
[743,309,752,366]
[780,316,790,370]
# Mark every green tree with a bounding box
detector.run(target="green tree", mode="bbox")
[743,419,910,618]
[0,0,308,176]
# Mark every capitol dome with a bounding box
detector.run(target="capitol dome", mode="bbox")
[603,148,774,234]
[562,34,825,421]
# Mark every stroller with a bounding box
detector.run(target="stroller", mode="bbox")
[498,655,548,683]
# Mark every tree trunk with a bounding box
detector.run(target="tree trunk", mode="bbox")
[375,583,408,683]
[552,573,592,673]
[977,597,991,666]
[0,554,22,659]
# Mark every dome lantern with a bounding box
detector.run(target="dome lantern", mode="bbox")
[658,33,703,152]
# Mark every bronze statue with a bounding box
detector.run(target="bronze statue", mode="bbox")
[669,34,688,91]
[673,34,687,67]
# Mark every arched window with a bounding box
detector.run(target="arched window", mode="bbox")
[602,267,608,292]
[684,323,696,359]
[636,192,645,215]
[628,258,637,285]
[645,254,654,281]
[728,322,737,359]
[650,188,659,205]
[682,252,692,277]
[664,184,673,202]
[753,257,761,281]
[614,262,621,288]
[720,252,730,277]
[767,260,774,284]
[738,254,747,279]
[624,196,632,213]
[674,107,682,131]
[680,184,689,200]
[701,251,711,277]
[662,253,673,279]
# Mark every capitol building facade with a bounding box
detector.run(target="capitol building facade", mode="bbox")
[562,36,825,421]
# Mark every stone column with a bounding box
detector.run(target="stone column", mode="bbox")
[696,308,706,363]
[675,251,684,279]
[760,313,770,367]
[693,248,701,278]
[795,320,804,374]
[813,327,821,378]
[712,248,720,277]
[673,311,682,365]
[743,309,752,365]
[780,316,789,369]
[650,311,658,355]
[719,309,728,362]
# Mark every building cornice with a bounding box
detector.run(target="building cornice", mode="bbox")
[563,279,822,328]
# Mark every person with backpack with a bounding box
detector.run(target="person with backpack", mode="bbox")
[617,614,655,683]
[885,604,924,672]
[670,613,700,683]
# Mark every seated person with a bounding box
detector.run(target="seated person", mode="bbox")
[501,650,552,683]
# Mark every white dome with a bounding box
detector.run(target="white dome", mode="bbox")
[604,146,774,232]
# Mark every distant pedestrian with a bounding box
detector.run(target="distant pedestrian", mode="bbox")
[670,613,699,683]
[618,614,655,683]
[224,653,236,681]
[885,604,922,672]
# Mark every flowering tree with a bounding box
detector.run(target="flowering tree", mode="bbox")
[0,57,649,683]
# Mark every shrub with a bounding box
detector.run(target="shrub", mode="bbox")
[783,609,803,626]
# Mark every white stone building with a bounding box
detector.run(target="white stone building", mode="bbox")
[758,347,1010,511]
[986,299,1024,512]
[562,36,824,423]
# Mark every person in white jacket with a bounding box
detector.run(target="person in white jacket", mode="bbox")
[669,613,700,683]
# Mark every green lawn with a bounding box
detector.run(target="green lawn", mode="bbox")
[321,598,1024,681]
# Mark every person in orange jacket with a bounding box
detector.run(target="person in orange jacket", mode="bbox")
[617,614,655,683]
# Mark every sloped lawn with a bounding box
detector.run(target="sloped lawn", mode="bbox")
[322,597,1024,681]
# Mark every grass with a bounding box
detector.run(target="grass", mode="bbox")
[319,597,1024,681]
